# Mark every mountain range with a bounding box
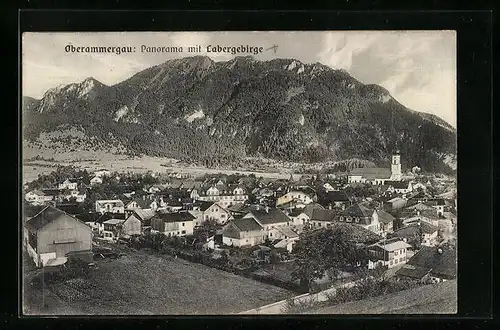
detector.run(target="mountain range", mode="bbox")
[22,55,457,173]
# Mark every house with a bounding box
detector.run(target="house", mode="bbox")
[127,208,156,228]
[125,197,154,212]
[122,213,143,237]
[189,201,214,227]
[93,169,111,177]
[366,238,412,269]
[95,199,125,214]
[385,181,413,194]
[93,212,127,235]
[424,198,446,217]
[222,217,265,247]
[273,238,298,253]
[24,206,92,267]
[322,182,336,192]
[150,211,195,237]
[396,244,457,283]
[320,190,351,210]
[102,218,125,241]
[392,221,439,247]
[25,190,53,205]
[242,207,291,240]
[197,184,249,207]
[276,190,314,207]
[58,179,78,191]
[310,209,338,229]
[204,202,233,225]
[90,176,103,186]
[338,203,381,235]
[385,197,407,210]
[376,210,395,237]
[348,151,402,184]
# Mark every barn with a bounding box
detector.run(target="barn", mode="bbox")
[24,205,92,267]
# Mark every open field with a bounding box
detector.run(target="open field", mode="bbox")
[21,148,295,184]
[23,249,294,315]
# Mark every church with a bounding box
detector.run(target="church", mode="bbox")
[348,151,402,185]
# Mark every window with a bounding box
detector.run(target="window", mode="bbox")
[181,230,186,234]
[355,218,359,223]
[270,233,273,237]
[395,251,398,256]
[394,259,398,264]
[390,261,393,265]
[246,239,249,243]
[177,231,180,235]
[182,223,185,227]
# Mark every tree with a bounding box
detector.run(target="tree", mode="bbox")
[291,227,358,291]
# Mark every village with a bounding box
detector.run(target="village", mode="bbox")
[22,150,458,314]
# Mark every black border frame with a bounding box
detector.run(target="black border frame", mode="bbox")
[4,6,494,330]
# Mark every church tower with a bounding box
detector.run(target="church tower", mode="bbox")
[391,150,402,181]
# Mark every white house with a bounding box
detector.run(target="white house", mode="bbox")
[222,217,265,247]
[150,211,195,237]
[94,169,111,177]
[197,185,249,207]
[276,191,313,207]
[95,200,125,214]
[204,202,233,225]
[58,179,78,191]
[367,238,412,269]
[90,176,103,186]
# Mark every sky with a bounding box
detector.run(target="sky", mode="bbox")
[22,31,456,127]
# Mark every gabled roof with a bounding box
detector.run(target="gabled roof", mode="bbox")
[377,210,396,224]
[311,209,338,222]
[103,219,125,225]
[195,200,215,212]
[231,217,263,232]
[372,238,411,252]
[96,212,127,224]
[128,197,152,209]
[276,226,299,238]
[349,167,391,179]
[132,209,156,221]
[151,211,195,223]
[385,181,411,189]
[25,206,84,231]
[247,208,290,225]
[96,199,124,207]
[400,245,457,279]
[340,203,374,218]
[74,212,101,223]
[323,190,350,203]
[227,202,247,213]
[302,203,325,218]
[393,222,438,237]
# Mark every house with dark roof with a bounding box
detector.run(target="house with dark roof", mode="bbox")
[310,208,338,229]
[150,211,195,237]
[366,237,412,270]
[95,199,125,214]
[338,203,381,235]
[242,207,291,240]
[392,221,439,247]
[385,181,413,194]
[376,210,395,237]
[222,217,264,247]
[24,206,92,267]
[320,190,352,210]
[276,190,315,208]
[396,244,457,283]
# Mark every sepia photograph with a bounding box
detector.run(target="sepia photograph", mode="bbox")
[21,31,457,315]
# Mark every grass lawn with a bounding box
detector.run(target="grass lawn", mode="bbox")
[23,249,294,315]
